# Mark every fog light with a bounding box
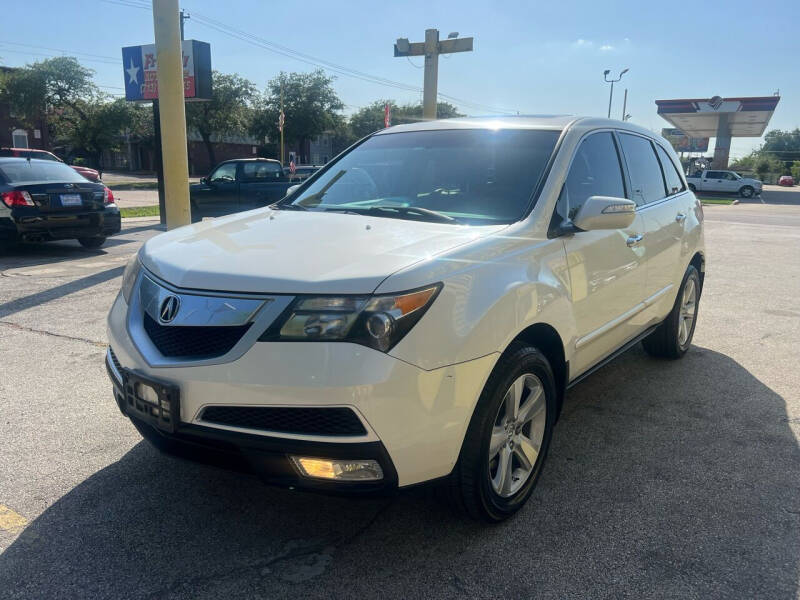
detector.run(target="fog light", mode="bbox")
[134,382,160,405]
[290,456,384,481]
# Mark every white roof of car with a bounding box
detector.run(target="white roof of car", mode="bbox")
[378,115,661,141]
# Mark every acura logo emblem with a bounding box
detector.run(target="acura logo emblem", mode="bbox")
[159,295,181,323]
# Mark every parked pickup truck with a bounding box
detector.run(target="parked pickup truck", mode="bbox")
[190,158,307,221]
[686,169,762,198]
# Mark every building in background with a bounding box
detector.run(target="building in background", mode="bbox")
[0,67,50,152]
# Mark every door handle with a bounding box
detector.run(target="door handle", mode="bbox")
[626,234,643,247]
[676,212,687,223]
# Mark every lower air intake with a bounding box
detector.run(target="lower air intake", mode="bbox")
[200,406,367,437]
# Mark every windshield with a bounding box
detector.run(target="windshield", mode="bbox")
[286,128,561,225]
[0,159,89,184]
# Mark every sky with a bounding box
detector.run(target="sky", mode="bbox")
[2,0,798,159]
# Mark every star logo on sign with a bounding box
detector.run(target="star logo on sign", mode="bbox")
[126,59,140,85]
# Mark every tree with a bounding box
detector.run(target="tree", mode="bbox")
[0,57,98,126]
[761,128,800,167]
[185,71,257,167]
[790,161,800,183]
[251,70,344,161]
[731,151,787,184]
[348,100,463,139]
[55,98,138,174]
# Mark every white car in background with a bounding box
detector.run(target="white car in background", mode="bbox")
[686,169,762,198]
[106,116,705,521]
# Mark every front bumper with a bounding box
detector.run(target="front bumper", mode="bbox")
[107,293,498,489]
[107,351,397,493]
[0,207,121,242]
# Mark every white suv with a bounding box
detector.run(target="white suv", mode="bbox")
[106,116,704,521]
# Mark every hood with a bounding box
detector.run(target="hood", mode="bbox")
[140,208,505,294]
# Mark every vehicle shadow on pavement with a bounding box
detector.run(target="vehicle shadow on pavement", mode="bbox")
[1,345,798,599]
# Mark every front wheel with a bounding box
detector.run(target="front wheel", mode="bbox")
[447,343,556,522]
[739,185,754,198]
[643,265,700,359]
[78,236,107,249]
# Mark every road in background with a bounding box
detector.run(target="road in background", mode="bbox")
[1,206,799,598]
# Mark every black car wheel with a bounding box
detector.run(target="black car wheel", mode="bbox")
[643,265,700,359]
[78,236,107,249]
[739,185,754,198]
[446,342,556,522]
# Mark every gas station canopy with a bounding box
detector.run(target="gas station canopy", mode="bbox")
[656,96,780,138]
[655,95,780,168]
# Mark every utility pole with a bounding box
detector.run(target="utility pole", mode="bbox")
[179,9,189,40]
[394,29,473,120]
[152,0,191,229]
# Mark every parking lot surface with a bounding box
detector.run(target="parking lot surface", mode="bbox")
[1,204,799,599]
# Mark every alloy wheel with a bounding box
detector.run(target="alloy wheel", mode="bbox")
[678,277,697,346]
[488,373,547,498]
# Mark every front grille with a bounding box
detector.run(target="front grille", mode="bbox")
[201,406,367,437]
[143,313,251,358]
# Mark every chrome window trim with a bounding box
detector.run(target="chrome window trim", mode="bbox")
[635,190,690,212]
[126,267,294,369]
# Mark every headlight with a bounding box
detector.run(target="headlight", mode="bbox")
[121,255,141,303]
[260,284,442,352]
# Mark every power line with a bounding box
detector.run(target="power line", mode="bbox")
[0,41,120,62]
[0,46,119,65]
[86,0,521,114]
[189,12,518,113]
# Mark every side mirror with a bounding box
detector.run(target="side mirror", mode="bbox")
[286,184,301,196]
[573,196,636,231]
[200,177,208,185]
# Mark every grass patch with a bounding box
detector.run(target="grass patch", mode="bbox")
[698,197,736,205]
[120,205,160,218]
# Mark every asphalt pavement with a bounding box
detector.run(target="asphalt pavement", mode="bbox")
[1,204,799,599]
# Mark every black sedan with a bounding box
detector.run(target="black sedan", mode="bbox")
[0,158,120,249]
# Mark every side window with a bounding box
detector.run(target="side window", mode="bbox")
[655,144,685,196]
[242,162,282,180]
[618,133,667,205]
[209,162,237,183]
[705,171,720,179]
[556,132,626,221]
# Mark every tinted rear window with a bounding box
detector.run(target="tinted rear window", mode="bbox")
[0,160,89,184]
[618,133,667,205]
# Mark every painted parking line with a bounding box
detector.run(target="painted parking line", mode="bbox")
[0,504,28,530]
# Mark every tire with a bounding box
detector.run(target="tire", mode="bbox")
[78,236,107,249]
[688,183,696,192]
[642,265,700,359]
[446,342,557,522]
[739,185,754,198]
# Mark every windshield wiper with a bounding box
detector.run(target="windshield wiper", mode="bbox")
[270,202,307,211]
[323,205,459,224]
[296,170,346,208]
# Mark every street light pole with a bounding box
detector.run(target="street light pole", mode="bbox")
[603,68,628,119]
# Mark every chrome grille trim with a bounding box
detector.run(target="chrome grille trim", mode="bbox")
[126,269,294,368]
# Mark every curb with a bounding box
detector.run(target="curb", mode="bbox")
[122,216,162,223]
